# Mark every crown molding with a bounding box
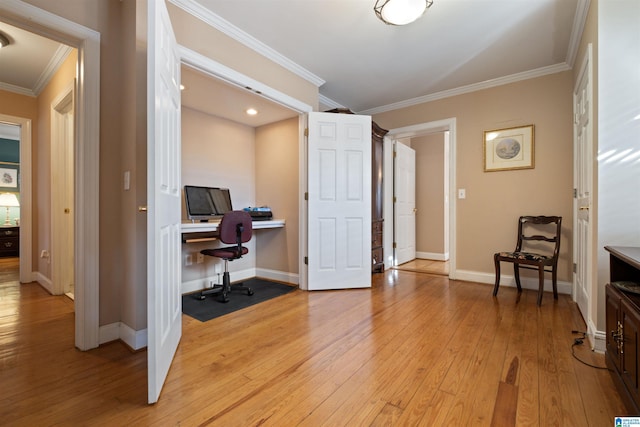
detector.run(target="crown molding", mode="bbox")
[358,63,571,115]
[169,0,325,88]
[33,44,73,96]
[566,0,591,68]
[318,93,344,111]
[0,81,35,97]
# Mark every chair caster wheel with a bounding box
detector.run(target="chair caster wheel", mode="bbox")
[247,288,254,296]
[199,294,206,300]
[218,294,229,303]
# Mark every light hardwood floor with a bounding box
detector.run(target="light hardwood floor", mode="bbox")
[0,258,628,426]
[394,259,449,276]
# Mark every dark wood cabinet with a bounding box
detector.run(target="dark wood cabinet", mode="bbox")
[0,226,19,257]
[605,246,640,414]
[326,109,388,273]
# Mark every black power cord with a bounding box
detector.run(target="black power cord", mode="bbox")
[570,330,609,370]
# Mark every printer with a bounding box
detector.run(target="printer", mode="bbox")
[243,206,273,221]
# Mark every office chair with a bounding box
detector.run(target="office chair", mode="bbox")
[493,215,562,306]
[199,210,254,303]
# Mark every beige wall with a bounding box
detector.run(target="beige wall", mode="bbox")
[34,49,78,281]
[414,133,446,256]
[181,108,257,282]
[255,117,299,275]
[374,72,574,282]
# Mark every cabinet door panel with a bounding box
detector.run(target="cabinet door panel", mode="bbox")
[606,286,622,371]
[622,298,640,402]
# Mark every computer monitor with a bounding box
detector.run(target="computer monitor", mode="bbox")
[184,185,233,221]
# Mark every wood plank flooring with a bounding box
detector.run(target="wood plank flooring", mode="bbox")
[394,259,449,276]
[0,258,628,426]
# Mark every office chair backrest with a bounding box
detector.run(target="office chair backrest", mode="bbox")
[218,210,252,245]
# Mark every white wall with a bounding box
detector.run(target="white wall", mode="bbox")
[596,0,640,328]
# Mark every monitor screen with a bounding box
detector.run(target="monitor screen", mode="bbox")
[184,185,233,221]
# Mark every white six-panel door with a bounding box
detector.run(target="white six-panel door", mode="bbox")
[307,112,372,290]
[573,44,593,321]
[147,0,182,404]
[394,141,416,266]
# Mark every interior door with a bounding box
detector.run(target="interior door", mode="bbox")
[394,141,416,266]
[307,112,371,290]
[147,0,182,404]
[573,44,593,320]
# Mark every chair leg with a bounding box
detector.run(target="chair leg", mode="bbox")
[513,264,522,293]
[552,265,558,300]
[537,266,544,306]
[493,255,501,296]
[218,270,230,303]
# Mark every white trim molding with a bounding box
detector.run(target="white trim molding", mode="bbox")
[455,269,573,296]
[416,252,449,262]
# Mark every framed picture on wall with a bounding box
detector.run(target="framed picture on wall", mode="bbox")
[483,124,534,172]
[0,164,19,191]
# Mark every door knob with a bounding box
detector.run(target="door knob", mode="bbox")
[138,206,148,212]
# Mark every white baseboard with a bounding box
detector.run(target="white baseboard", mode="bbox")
[99,322,147,350]
[453,269,573,295]
[32,271,53,294]
[416,251,449,261]
[255,268,299,285]
[588,318,606,353]
[181,268,297,294]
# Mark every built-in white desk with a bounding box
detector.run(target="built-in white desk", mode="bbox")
[181,219,285,243]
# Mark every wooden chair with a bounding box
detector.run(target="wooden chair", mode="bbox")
[493,215,562,306]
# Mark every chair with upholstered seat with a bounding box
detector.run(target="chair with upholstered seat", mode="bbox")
[199,210,254,303]
[493,215,562,306]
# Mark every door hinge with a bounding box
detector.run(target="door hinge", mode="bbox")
[393,150,397,158]
[573,263,577,273]
[393,196,397,203]
[305,192,308,201]
[393,242,397,249]
[573,188,577,198]
[304,256,308,265]
[304,128,309,137]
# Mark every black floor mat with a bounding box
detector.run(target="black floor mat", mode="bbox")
[182,278,296,322]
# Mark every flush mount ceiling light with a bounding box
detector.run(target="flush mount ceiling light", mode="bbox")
[0,32,10,48]
[374,0,433,26]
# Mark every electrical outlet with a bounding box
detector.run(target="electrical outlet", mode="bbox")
[185,254,193,266]
[196,253,204,264]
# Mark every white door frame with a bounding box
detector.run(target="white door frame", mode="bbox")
[384,118,457,277]
[0,0,101,351]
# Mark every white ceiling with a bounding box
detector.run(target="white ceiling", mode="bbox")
[1,0,587,125]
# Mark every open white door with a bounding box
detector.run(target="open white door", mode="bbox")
[573,44,593,320]
[147,0,182,404]
[394,141,416,266]
[307,112,371,290]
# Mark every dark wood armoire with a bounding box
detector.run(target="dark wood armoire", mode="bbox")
[325,109,389,273]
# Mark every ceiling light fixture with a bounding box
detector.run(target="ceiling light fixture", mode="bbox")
[246,108,258,116]
[0,32,10,48]
[374,0,433,26]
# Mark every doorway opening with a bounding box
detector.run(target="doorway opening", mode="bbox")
[383,118,457,278]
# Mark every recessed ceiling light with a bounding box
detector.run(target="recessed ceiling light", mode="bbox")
[246,108,258,116]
